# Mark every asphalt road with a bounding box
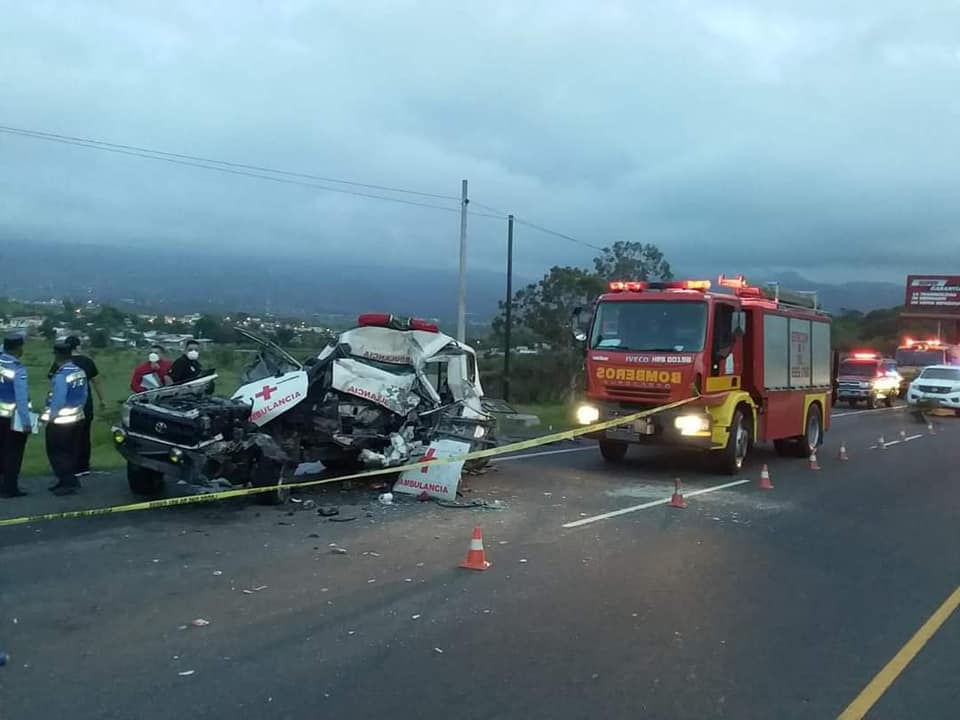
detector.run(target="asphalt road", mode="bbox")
[1,405,958,719]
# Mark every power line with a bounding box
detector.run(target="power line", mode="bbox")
[0,123,599,248]
[0,124,460,201]
[0,126,463,214]
[512,217,605,252]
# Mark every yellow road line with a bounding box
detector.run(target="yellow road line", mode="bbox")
[837,585,960,719]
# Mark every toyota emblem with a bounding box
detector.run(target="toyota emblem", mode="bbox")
[155,421,168,434]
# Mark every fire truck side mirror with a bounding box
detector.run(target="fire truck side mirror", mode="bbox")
[571,307,590,343]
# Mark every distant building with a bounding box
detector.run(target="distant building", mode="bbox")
[5,316,44,329]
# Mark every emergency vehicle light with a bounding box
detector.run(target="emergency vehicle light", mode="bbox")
[718,274,747,289]
[851,352,880,360]
[358,313,394,327]
[409,318,440,333]
[607,281,648,292]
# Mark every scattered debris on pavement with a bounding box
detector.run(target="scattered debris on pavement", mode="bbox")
[318,506,339,517]
[190,618,211,627]
[178,670,195,677]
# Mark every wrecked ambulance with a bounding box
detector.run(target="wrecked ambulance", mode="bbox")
[112,315,495,503]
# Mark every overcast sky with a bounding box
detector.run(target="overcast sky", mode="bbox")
[2,1,959,283]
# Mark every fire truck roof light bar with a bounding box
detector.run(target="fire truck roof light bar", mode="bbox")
[607,280,710,293]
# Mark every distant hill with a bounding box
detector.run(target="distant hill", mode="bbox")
[765,272,904,313]
[0,240,906,321]
[0,240,515,328]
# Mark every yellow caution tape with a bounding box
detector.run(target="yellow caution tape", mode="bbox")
[0,397,698,527]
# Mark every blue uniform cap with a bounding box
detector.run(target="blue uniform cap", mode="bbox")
[2,334,24,351]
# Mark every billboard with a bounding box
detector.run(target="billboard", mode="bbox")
[905,275,960,315]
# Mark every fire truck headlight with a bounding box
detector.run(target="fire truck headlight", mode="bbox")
[674,414,711,436]
[576,405,600,426]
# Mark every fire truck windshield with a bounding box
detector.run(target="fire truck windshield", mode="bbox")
[895,348,945,366]
[590,300,707,352]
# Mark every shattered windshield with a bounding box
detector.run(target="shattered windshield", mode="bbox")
[590,300,707,352]
[241,349,301,383]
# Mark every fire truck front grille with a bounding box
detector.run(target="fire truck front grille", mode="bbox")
[606,386,672,401]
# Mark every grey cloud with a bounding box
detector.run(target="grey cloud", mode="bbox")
[2,0,960,284]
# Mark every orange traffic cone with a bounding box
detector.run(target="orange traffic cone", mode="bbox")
[808,451,821,471]
[669,478,688,509]
[460,526,491,571]
[758,464,773,490]
[838,442,849,461]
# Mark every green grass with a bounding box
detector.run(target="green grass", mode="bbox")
[514,403,577,433]
[16,343,243,477]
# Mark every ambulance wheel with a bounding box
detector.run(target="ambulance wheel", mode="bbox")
[253,458,290,505]
[127,463,164,496]
[716,408,750,475]
[599,440,628,463]
[321,455,362,475]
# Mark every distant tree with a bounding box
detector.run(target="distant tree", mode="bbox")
[593,241,673,282]
[38,317,57,341]
[491,266,606,399]
[93,305,126,332]
[60,299,77,321]
[90,329,109,349]
[273,327,295,346]
[193,314,234,344]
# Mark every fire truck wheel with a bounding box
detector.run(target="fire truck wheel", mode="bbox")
[127,463,164,496]
[717,408,751,475]
[799,404,823,457]
[599,439,628,463]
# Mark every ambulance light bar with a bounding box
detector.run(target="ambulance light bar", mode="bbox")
[358,314,439,333]
[851,351,881,360]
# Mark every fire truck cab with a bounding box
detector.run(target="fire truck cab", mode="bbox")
[575,275,834,474]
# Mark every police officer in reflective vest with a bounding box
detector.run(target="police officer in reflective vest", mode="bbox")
[0,334,34,498]
[44,341,89,496]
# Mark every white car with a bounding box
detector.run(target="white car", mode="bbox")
[906,364,960,415]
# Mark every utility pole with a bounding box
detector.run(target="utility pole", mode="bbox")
[456,179,469,342]
[503,214,514,401]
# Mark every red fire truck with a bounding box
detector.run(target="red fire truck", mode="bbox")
[574,275,835,473]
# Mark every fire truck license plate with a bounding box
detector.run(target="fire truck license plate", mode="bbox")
[607,419,654,440]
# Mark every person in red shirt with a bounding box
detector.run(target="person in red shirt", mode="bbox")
[130,345,173,394]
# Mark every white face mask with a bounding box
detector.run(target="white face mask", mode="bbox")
[186,350,199,361]
[148,352,160,363]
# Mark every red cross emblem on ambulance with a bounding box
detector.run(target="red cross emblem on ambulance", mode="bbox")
[419,447,437,474]
[255,384,278,401]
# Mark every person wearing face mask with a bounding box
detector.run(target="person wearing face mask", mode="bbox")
[167,340,204,385]
[130,345,172,393]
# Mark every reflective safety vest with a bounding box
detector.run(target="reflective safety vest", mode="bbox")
[0,352,26,420]
[42,362,88,424]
